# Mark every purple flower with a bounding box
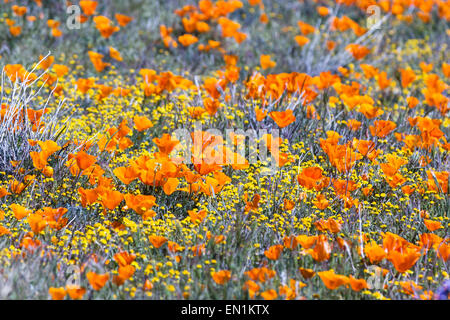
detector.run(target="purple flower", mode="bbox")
[435,280,450,300]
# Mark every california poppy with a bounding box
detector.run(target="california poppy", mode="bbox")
[369,120,397,138]
[260,55,276,70]
[10,204,31,220]
[115,13,133,27]
[211,270,231,285]
[109,47,123,61]
[269,110,296,128]
[364,241,386,264]
[49,287,66,300]
[299,268,315,279]
[348,276,368,292]
[66,285,86,300]
[178,34,198,46]
[149,235,168,248]
[114,251,136,267]
[86,272,109,290]
[387,247,421,273]
[318,270,349,290]
[423,219,442,232]
[260,289,278,300]
[79,0,97,16]
[188,209,207,223]
[264,244,284,260]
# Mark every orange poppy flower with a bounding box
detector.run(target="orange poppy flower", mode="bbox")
[296,235,318,249]
[202,97,220,116]
[115,13,133,27]
[163,177,179,195]
[9,26,22,37]
[360,64,379,79]
[283,235,300,249]
[12,5,27,16]
[346,44,371,60]
[245,267,276,282]
[317,6,329,16]
[113,166,138,185]
[269,110,296,128]
[419,233,443,251]
[377,71,392,90]
[211,270,231,285]
[109,47,123,61]
[114,251,136,267]
[297,21,315,35]
[348,276,368,292]
[52,64,68,77]
[314,217,341,233]
[364,241,386,264]
[149,235,168,248]
[20,236,41,251]
[283,199,295,211]
[178,34,198,46]
[93,16,120,38]
[243,280,260,298]
[124,193,156,217]
[0,226,11,236]
[153,134,179,155]
[79,0,97,16]
[297,167,327,190]
[387,247,421,273]
[326,40,336,51]
[76,78,95,94]
[51,27,62,37]
[369,120,397,138]
[400,68,416,88]
[406,96,419,109]
[264,244,284,260]
[309,235,331,262]
[0,187,11,199]
[423,219,442,231]
[279,283,298,300]
[255,107,268,121]
[442,62,450,78]
[426,170,448,194]
[299,268,315,279]
[99,189,124,210]
[88,51,110,72]
[399,280,423,296]
[10,204,32,220]
[260,12,269,24]
[294,35,310,47]
[38,55,54,70]
[260,55,276,70]
[437,242,450,261]
[66,285,86,300]
[143,279,153,291]
[359,104,384,119]
[49,287,66,300]
[27,214,47,234]
[346,119,361,131]
[260,289,278,300]
[318,270,349,290]
[188,209,207,223]
[75,151,96,170]
[86,271,110,290]
[113,265,135,285]
[249,0,262,5]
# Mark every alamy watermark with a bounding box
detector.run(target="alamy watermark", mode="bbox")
[366,5,383,30]
[66,5,81,30]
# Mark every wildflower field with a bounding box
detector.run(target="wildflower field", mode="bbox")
[0,0,448,301]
